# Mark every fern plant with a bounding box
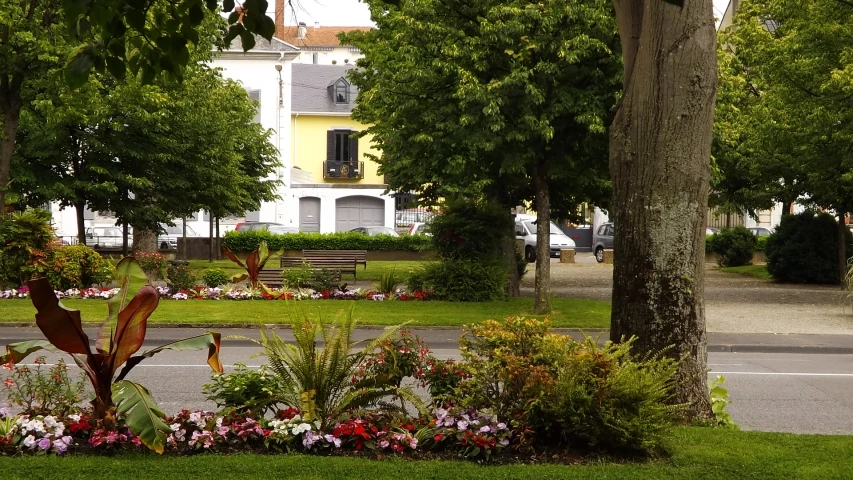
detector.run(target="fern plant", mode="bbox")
[247,308,424,427]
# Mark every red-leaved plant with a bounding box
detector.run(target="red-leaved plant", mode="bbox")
[221,240,281,289]
[0,257,223,454]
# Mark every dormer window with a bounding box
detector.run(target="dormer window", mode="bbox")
[331,77,350,104]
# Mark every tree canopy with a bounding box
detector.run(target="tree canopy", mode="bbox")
[343,0,621,312]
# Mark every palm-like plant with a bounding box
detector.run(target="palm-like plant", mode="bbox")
[249,308,423,426]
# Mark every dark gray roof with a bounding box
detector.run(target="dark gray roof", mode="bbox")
[224,35,299,52]
[292,63,358,114]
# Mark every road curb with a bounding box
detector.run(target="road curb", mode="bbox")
[708,344,853,354]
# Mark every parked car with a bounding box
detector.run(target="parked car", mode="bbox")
[350,226,400,237]
[747,226,774,237]
[514,214,576,262]
[592,222,614,263]
[267,225,300,235]
[407,222,432,236]
[706,227,719,235]
[85,226,128,248]
[235,222,287,232]
[158,223,200,250]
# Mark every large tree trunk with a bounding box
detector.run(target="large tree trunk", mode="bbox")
[0,104,21,212]
[533,160,551,314]
[609,0,716,421]
[132,228,158,253]
[75,201,87,246]
[502,231,521,297]
[838,212,847,289]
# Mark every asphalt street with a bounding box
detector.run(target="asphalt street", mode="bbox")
[2,335,852,435]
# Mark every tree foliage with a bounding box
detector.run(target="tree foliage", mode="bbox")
[342,0,621,312]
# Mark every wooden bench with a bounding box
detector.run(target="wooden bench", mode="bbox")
[302,250,367,270]
[280,256,357,281]
[257,268,284,288]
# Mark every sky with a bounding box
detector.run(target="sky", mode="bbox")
[283,0,734,29]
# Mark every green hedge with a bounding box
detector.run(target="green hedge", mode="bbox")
[221,230,432,253]
[706,234,768,253]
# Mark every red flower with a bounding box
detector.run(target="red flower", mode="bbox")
[434,433,444,442]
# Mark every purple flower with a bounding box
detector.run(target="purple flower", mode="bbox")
[218,426,230,437]
[38,437,52,450]
[500,438,510,446]
[457,420,469,431]
[479,425,491,433]
[0,406,10,418]
[496,422,507,430]
[18,285,29,294]
[379,439,390,449]
[409,437,418,449]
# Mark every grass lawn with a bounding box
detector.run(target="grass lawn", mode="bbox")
[2,428,852,479]
[719,264,773,281]
[0,297,610,328]
[187,259,428,283]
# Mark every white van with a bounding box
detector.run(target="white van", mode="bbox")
[514,214,576,262]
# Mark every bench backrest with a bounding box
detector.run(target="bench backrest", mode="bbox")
[280,257,356,271]
[303,250,367,264]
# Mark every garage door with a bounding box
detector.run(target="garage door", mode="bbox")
[336,196,385,232]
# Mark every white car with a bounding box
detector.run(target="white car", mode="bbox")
[407,222,432,236]
[158,223,200,250]
[514,214,576,262]
[85,226,129,248]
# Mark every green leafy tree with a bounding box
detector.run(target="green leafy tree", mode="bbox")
[723,0,853,285]
[343,0,620,312]
[0,0,67,211]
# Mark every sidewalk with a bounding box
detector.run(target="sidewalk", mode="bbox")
[0,326,850,354]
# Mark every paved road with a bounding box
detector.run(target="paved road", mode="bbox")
[2,330,852,434]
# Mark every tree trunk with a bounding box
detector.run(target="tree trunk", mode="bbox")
[132,228,158,253]
[838,212,847,289]
[0,105,21,212]
[533,160,551,314]
[75,201,87,246]
[182,216,187,261]
[215,216,221,261]
[725,212,731,228]
[122,222,129,257]
[502,230,521,297]
[781,202,792,217]
[609,0,716,421]
[208,216,214,262]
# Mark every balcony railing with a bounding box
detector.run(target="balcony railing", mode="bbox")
[323,161,364,179]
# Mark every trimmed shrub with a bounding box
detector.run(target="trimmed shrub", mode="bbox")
[167,263,198,291]
[710,226,757,267]
[281,262,340,291]
[766,211,852,284]
[221,231,431,253]
[47,245,107,290]
[756,236,768,252]
[202,268,230,288]
[408,260,506,302]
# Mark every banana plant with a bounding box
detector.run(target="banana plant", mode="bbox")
[0,257,223,454]
[221,240,282,288]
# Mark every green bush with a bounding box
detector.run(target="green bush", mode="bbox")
[766,211,852,284]
[202,363,282,416]
[167,263,198,291]
[710,226,757,267]
[281,262,340,291]
[409,260,506,301]
[222,231,431,253]
[202,268,230,288]
[756,236,768,252]
[47,245,107,290]
[428,200,513,261]
[454,317,680,454]
[0,209,55,288]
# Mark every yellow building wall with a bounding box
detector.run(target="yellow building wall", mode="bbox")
[290,114,383,185]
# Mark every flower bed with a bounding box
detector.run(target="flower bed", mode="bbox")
[0,286,433,302]
[0,406,510,460]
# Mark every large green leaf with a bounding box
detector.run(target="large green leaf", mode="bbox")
[115,332,223,382]
[112,380,171,454]
[97,257,150,355]
[28,278,92,356]
[0,340,61,365]
[110,285,160,373]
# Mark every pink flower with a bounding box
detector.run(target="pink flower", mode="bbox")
[218,426,230,437]
[37,437,52,450]
[106,431,119,444]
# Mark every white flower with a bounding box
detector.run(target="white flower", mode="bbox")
[44,416,57,429]
[479,425,491,433]
[68,414,81,422]
[22,435,36,448]
[188,411,202,425]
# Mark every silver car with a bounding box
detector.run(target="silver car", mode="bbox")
[593,222,614,263]
[514,215,576,262]
[350,226,400,237]
[85,226,128,248]
[158,224,199,250]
